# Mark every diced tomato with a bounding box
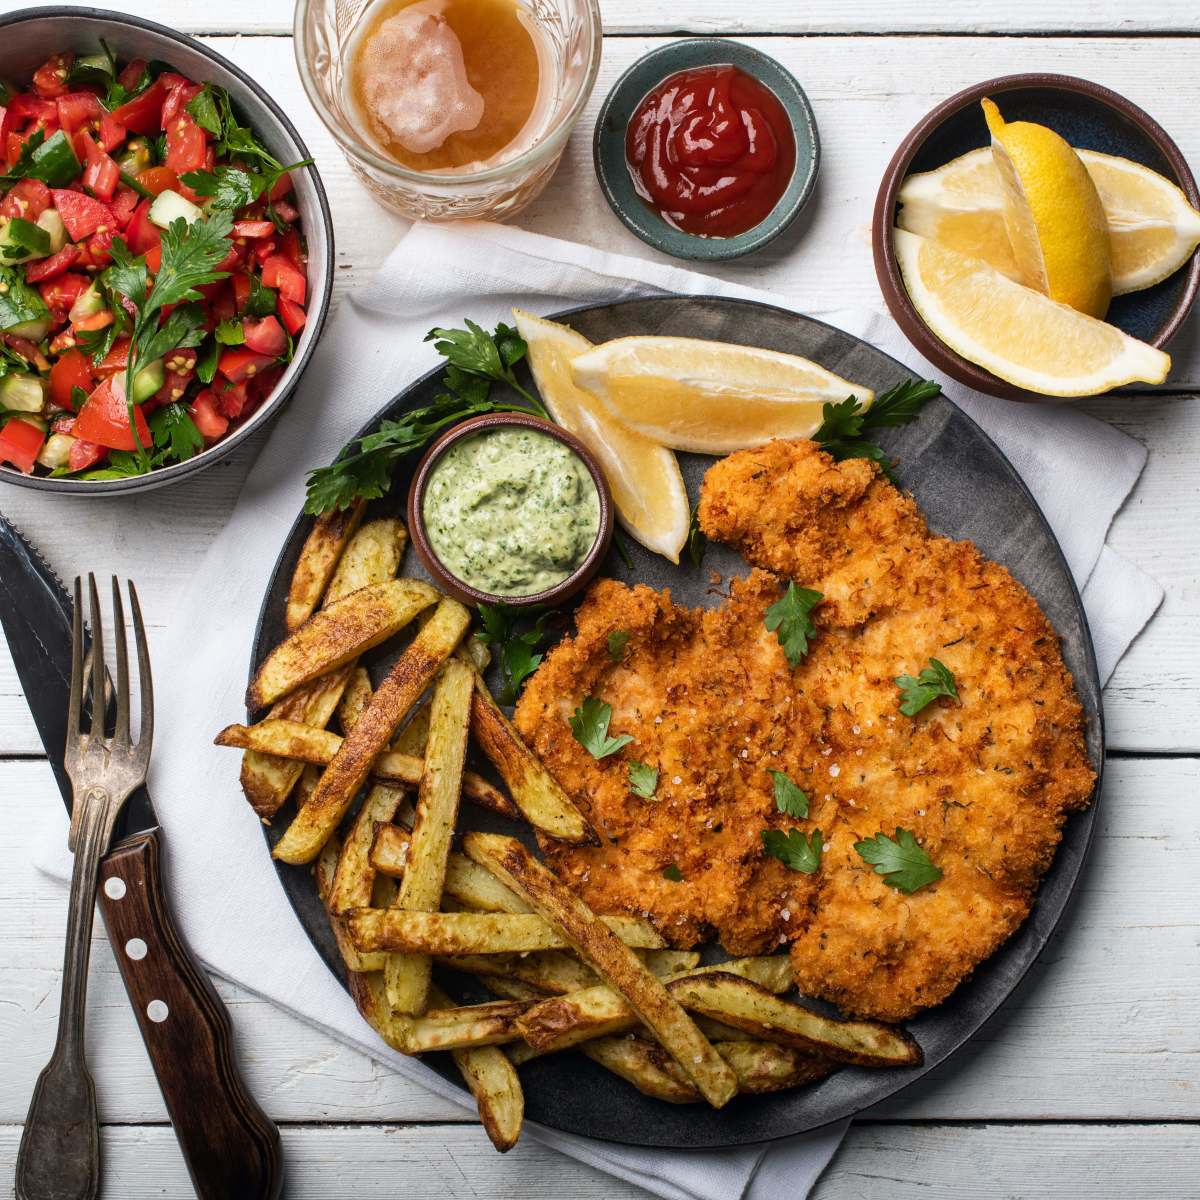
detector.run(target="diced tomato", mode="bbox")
[68,437,105,472]
[0,178,52,221]
[268,171,293,202]
[164,112,205,175]
[216,244,243,275]
[145,243,162,274]
[272,199,299,225]
[26,243,80,284]
[32,54,73,100]
[152,368,195,409]
[215,380,249,420]
[96,337,132,376]
[189,389,228,442]
[164,347,197,374]
[277,297,307,337]
[208,283,236,325]
[218,346,273,385]
[135,165,179,197]
[49,348,94,410]
[110,186,139,227]
[248,363,284,406]
[156,72,188,94]
[98,112,126,153]
[118,59,148,91]
[242,314,287,358]
[85,228,116,265]
[50,188,115,240]
[52,415,75,434]
[39,272,89,315]
[161,81,202,128]
[260,255,305,304]
[8,93,59,127]
[0,417,46,473]
[55,92,102,132]
[110,77,167,136]
[73,309,114,334]
[125,198,161,255]
[3,334,49,372]
[233,220,275,239]
[278,227,304,270]
[230,272,251,313]
[82,150,120,201]
[74,376,151,451]
[251,238,276,265]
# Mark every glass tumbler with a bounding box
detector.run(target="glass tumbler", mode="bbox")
[294,0,602,221]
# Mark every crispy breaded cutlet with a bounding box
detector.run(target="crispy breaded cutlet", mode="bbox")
[514,439,1096,1023]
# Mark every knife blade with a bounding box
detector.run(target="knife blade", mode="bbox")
[0,514,283,1200]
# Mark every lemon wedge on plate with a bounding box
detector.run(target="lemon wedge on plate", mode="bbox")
[512,309,690,563]
[894,228,1170,396]
[898,146,1200,297]
[981,97,1113,317]
[568,336,872,454]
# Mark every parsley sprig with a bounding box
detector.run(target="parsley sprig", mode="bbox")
[761,827,823,874]
[813,378,941,480]
[628,761,658,798]
[764,582,823,668]
[895,658,959,716]
[855,827,942,894]
[476,602,551,705]
[304,320,548,515]
[771,771,809,818]
[607,630,629,662]
[569,697,632,760]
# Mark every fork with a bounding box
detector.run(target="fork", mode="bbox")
[16,575,153,1200]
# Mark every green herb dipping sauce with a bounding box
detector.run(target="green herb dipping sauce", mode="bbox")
[423,428,601,597]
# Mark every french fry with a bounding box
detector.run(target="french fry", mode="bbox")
[336,665,373,735]
[247,579,439,710]
[515,957,792,1052]
[394,999,530,1052]
[439,951,599,995]
[639,950,702,977]
[665,973,921,1067]
[716,1040,834,1094]
[286,501,366,631]
[242,519,408,817]
[295,762,321,810]
[462,833,736,1108]
[313,831,341,904]
[392,698,431,757]
[217,719,516,818]
[470,678,596,845]
[476,976,548,1002]
[386,658,474,1013]
[327,784,407,916]
[351,909,667,955]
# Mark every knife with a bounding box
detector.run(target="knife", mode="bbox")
[0,515,283,1200]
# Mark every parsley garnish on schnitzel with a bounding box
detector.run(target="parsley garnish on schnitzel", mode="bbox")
[895,658,959,716]
[570,697,633,759]
[855,827,942,893]
[764,582,823,667]
[607,630,630,661]
[771,771,809,818]
[628,760,658,798]
[761,827,823,873]
[813,378,941,481]
[662,863,685,882]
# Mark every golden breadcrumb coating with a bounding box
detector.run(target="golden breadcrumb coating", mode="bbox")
[515,439,1095,1022]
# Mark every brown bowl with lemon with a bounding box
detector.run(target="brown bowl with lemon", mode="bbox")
[873,73,1200,402]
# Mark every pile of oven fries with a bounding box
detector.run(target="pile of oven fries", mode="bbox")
[216,505,921,1151]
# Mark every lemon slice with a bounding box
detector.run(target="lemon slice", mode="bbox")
[981,98,1112,317]
[568,336,872,454]
[897,146,1200,296]
[512,309,690,563]
[894,229,1170,396]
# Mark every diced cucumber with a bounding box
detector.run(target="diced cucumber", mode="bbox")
[117,136,153,177]
[36,209,67,255]
[68,282,105,326]
[36,431,74,470]
[0,373,47,413]
[131,359,164,404]
[74,52,111,74]
[4,317,50,340]
[149,189,203,229]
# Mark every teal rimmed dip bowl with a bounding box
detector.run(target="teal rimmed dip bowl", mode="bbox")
[593,39,819,262]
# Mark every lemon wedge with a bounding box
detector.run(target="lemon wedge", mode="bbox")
[512,309,690,564]
[898,146,1200,296]
[981,97,1112,317]
[568,336,872,454]
[894,228,1170,396]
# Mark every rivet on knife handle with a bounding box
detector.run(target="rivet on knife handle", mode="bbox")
[98,829,284,1200]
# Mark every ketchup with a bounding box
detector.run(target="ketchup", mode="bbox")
[625,64,796,238]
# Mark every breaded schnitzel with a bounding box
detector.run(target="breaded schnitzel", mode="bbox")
[514,439,1095,1022]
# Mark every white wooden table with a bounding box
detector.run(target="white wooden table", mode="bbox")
[3,2,1199,1195]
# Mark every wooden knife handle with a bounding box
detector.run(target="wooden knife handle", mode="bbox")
[96,829,283,1200]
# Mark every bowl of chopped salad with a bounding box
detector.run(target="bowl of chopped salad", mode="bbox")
[0,7,333,492]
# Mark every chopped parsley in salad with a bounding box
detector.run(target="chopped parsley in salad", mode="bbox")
[0,44,311,480]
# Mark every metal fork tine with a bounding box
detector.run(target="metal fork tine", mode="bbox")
[128,580,153,757]
[111,576,130,748]
[67,577,84,744]
[87,573,105,742]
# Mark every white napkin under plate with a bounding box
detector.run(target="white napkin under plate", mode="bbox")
[35,220,1163,1199]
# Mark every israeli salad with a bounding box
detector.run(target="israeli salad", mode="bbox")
[0,44,311,481]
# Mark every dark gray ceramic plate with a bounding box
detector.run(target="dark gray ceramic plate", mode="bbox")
[250,296,1103,1148]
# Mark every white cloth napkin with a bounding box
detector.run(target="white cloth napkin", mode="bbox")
[36,220,1162,1199]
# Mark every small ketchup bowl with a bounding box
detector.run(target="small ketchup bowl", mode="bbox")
[593,39,819,262]
[406,412,614,611]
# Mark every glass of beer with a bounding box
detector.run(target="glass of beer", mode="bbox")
[295,0,602,220]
